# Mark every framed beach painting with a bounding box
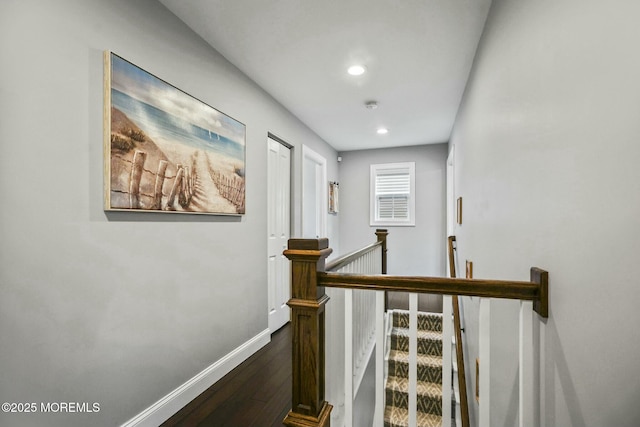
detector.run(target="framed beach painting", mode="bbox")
[103,51,246,215]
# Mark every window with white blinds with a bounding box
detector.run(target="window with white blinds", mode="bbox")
[370,162,415,226]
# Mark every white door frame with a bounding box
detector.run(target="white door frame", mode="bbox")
[301,145,327,239]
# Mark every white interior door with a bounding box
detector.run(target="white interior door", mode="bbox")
[302,145,327,239]
[267,137,291,333]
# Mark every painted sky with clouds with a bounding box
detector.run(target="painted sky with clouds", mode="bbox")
[110,53,245,146]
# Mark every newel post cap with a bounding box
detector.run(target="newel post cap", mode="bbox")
[284,238,333,261]
[284,238,332,301]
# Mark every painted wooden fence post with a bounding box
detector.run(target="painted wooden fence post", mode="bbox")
[284,238,333,427]
[165,166,184,211]
[129,150,146,208]
[154,160,168,209]
[179,165,189,207]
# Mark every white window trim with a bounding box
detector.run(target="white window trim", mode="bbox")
[370,162,416,227]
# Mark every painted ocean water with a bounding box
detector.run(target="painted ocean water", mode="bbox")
[111,88,245,162]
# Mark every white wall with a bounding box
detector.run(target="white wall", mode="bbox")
[0,1,337,426]
[338,144,448,276]
[451,0,640,425]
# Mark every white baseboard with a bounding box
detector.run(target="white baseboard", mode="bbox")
[120,329,271,427]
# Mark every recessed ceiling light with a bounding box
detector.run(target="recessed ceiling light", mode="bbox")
[377,128,389,135]
[347,65,366,76]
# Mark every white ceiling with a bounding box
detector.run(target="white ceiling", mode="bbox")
[159,0,491,152]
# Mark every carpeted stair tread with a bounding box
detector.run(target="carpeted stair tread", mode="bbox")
[385,376,443,415]
[392,310,443,332]
[385,310,444,427]
[386,375,442,398]
[388,361,442,384]
[390,327,443,356]
[384,405,442,427]
[388,349,442,367]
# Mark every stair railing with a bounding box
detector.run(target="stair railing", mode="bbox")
[283,232,548,427]
[323,230,387,427]
[448,236,470,427]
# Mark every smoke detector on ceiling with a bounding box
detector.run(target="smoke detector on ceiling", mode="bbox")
[365,101,378,110]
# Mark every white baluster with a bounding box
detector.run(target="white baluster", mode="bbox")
[345,287,354,427]
[409,293,418,427]
[442,295,453,427]
[479,298,491,427]
[519,300,538,427]
[374,290,385,427]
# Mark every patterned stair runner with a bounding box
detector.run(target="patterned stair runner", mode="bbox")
[385,310,443,427]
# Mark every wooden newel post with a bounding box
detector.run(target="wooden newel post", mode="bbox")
[284,238,333,427]
[375,229,388,275]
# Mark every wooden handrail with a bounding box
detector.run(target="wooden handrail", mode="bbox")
[325,229,388,273]
[283,233,548,427]
[317,271,548,315]
[448,236,470,427]
[325,241,382,272]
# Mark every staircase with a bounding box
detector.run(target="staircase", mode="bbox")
[384,309,444,427]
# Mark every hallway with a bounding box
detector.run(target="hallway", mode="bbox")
[162,324,292,427]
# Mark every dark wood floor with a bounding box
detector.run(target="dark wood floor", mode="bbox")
[161,323,292,427]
